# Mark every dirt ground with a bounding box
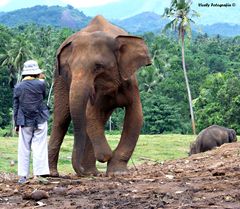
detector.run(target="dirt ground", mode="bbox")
[1,142,240,209]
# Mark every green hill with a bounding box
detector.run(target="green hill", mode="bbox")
[0,5,239,37]
[0,5,91,29]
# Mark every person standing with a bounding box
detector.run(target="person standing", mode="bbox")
[13,60,50,184]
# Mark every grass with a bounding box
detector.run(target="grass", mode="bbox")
[0,134,195,175]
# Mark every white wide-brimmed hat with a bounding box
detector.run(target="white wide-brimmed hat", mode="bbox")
[22,60,42,75]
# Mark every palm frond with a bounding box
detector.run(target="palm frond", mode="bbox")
[162,19,178,33]
[189,18,195,24]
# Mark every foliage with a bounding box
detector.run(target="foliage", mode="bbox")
[0,70,13,128]
[194,71,240,133]
[141,91,184,134]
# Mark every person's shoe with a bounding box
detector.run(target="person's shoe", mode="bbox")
[34,175,49,184]
[18,176,27,184]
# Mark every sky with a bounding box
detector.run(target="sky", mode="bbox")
[0,0,239,25]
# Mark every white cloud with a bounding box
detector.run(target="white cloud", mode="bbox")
[60,0,120,8]
[0,0,10,7]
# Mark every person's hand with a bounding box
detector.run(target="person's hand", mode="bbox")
[39,73,45,79]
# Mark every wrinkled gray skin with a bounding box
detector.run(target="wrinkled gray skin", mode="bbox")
[189,125,237,155]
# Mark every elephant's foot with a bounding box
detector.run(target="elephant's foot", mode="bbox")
[73,165,85,177]
[82,168,100,176]
[106,160,129,176]
[107,169,129,177]
[95,148,113,163]
[49,168,59,177]
[81,161,99,176]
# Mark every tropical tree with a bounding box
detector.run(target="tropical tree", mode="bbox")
[194,71,240,133]
[141,90,184,134]
[0,68,13,128]
[0,33,33,135]
[162,0,199,134]
[0,34,33,84]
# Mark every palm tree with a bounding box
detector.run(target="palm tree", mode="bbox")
[0,35,33,136]
[162,0,199,134]
[0,35,33,83]
[0,48,16,87]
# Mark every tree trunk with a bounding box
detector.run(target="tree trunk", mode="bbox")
[47,81,54,106]
[181,30,196,135]
[11,114,15,137]
[11,67,21,137]
[109,116,112,132]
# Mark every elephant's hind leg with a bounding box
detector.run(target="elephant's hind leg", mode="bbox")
[48,77,71,177]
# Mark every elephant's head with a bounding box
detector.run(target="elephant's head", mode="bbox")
[228,129,237,142]
[189,141,197,156]
[57,31,151,101]
[56,16,151,174]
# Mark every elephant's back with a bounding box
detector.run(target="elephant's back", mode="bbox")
[57,15,127,56]
[199,125,228,145]
[81,15,128,38]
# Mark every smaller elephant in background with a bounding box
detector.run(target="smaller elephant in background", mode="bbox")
[189,125,237,155]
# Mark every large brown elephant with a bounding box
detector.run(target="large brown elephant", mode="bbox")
[48,15,151,177]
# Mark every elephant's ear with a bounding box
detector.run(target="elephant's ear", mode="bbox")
[56,41,72,75]
[115,35,151,80]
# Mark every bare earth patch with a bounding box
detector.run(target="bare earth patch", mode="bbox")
[1,142,240,209]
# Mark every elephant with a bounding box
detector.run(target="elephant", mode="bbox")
[189,125,237,155]
[48,15,151,177]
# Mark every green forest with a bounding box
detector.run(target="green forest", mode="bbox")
[0,23,240,135]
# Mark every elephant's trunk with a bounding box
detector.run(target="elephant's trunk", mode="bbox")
[69,77,90,175]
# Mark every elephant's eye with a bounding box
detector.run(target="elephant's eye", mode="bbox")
[94,63,104,72]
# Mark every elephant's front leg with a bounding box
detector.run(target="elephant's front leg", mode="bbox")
[107,91,143,175]
[86,104,113,163]
[80,134,99,176]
